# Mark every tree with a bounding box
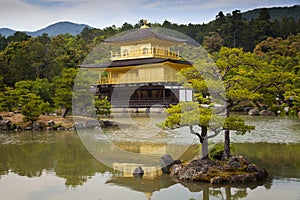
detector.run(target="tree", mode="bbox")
[1,41,36,86]
[21,93,50,125]
[254,34,300,114]
[215,11,226,27]
[31,78,54,105]
[163,102,222,159]
[163,102,253,160]
[120,22,134,32]
[0,34,7,50]
[95,96,111,116]
[163,48,257,160]
[250,8,274,45]
[202,32,224,53]
[215,47,274,159]
[0,76,6,111]
[7,31,31,43]
[280,16,296,39]
[53,68,78,118]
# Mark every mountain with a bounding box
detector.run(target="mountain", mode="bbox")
[242,5,300,21]
[0,21,89,37]
[0,28,16,37]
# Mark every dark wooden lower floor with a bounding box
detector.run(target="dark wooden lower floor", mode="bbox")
[94,83,191,108]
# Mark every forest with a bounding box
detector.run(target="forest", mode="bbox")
[0,8,299,123]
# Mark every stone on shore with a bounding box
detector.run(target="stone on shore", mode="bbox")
[160,154,182,174]
[259,110,276,116]
[0,119,11,130]
[47,120,56,127]
[248,108,259,116]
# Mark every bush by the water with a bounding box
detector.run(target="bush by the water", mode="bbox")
[209,143,235,160]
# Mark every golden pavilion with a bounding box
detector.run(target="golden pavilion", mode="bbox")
[82,21,194,109]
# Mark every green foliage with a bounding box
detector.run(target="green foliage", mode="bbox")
[209,143,224,160]
[0,34,8,50]
[203,32,224,53]
[254,34,300,114]
[31,78,54,104]
[7,31,31,43]
[0,78,54,112]
[53,68,78,115]
[224,116,255,134]
[209,143,237,160]
[242,5,300,22]
[163,102,214,128]
[95,96,111,115]
[21,94,50,124]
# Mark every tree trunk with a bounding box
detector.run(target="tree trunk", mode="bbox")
[189,125,209,160]
[203,186,210,200]
[61,108,69,118]
[201,126,209,160]
[225,186,231,200]
[222,106,230,160]
[223,129,230,160]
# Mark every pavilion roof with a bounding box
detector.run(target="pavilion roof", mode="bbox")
[103,27,197,46]
[80,57,192,69]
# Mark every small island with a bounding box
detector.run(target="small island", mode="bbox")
[160,154,268,185]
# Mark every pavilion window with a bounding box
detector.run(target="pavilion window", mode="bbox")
[143,48,148,55]
[123,49,128,56]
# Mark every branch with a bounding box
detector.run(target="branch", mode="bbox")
[207,128,223,139]
[221,66,232,80]
[189,125,203,143]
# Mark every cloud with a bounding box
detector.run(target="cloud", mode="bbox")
[21,0,71,8]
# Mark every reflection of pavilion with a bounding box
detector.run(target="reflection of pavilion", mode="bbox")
[112,141,166,179]
[113,162,162,179]
[106,174,176,200]
[108,141,169,199]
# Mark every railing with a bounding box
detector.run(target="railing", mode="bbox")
[111,98,178,108]
[110,47,180,60]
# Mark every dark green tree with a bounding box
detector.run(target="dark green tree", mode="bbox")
[7,31,31,43]
[53,68,78,118]
[0,34,7,50]
[21,94,50,125]
[95,96,111,116]
[120,22,134,32]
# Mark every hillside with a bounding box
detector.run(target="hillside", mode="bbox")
[0,21,89,37]
[242,5,300,21]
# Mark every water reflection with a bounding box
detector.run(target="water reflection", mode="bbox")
[0,132,112,187]
[107,174,267,200]
[0,123,300,199]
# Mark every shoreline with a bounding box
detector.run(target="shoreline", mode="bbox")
[0,112,119,131]
[0,112,75,131]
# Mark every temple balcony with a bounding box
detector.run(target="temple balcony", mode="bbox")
[110,47,180,60]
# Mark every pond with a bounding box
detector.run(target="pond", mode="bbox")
[0,114,300,200]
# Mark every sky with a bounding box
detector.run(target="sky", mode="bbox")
[0,0,299,31]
